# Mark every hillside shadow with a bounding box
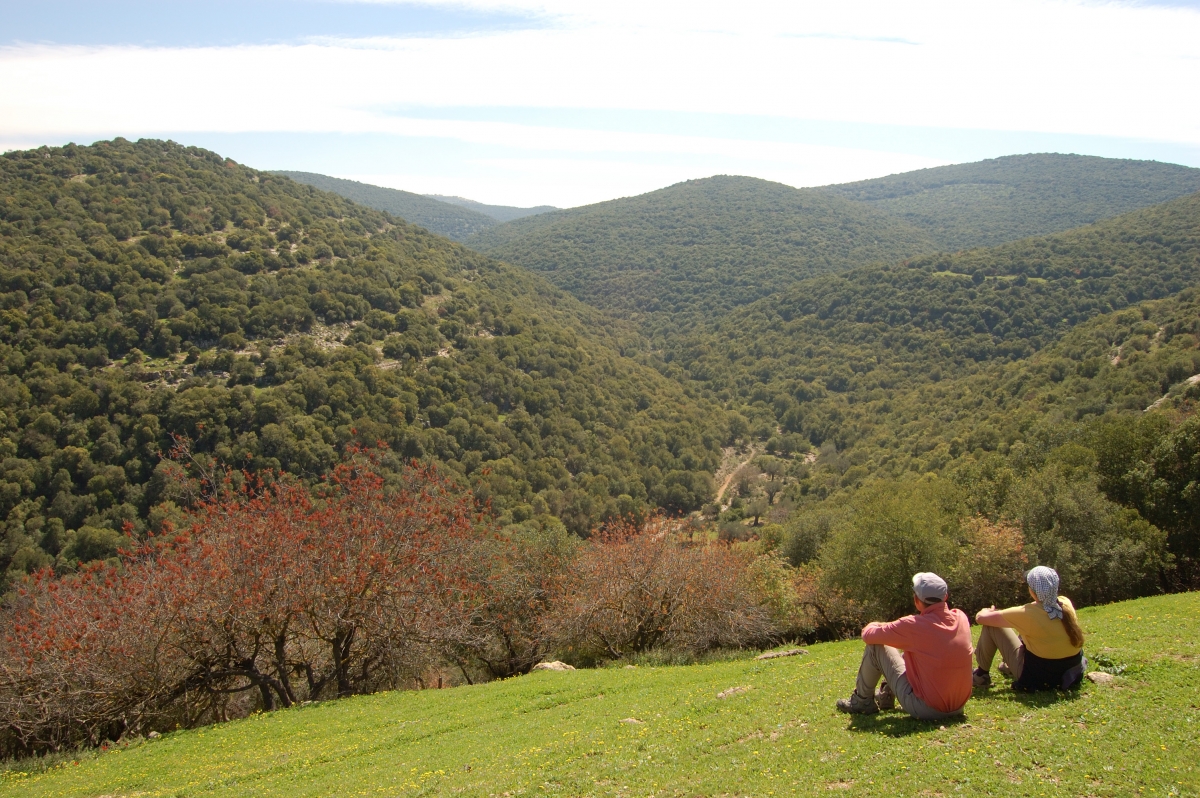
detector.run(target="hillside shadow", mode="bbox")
[844,685,1083,735]
[845,712,968,737]
[973,681,1085,709]
[1005,688,1084,709]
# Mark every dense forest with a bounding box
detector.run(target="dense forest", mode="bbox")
[271,172,498,242]
[667,197,1200,592]
[467,175,937,333]
[665,189,1200,445]
[4,142,1197,597]
[463,156,1200,342]
[822,153,1200,251]
[0,139,733,591]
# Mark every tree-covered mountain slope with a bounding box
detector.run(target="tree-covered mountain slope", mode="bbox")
[660,190,1200,471]
[0,139,732,589]
[465,176,938,332]
[424,194,557,223]
[271,171,498,241]
[822,153,1200,251]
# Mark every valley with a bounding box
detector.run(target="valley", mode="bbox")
[2,140,1199,789]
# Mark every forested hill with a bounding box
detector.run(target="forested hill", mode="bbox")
[271,171,497,241]
[661,189,1200,468]
[822,153,1200,251]
[424,194,558,223]
[0,139,732,590]
[465,176,937,333]
[464,158,1200,340]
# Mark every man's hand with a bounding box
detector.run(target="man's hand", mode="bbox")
[974,605,996,623]
[862,621,884,633]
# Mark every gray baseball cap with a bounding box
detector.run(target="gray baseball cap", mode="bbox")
[912,572,948,603]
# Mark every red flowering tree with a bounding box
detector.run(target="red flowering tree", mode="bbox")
[0,447,489,756]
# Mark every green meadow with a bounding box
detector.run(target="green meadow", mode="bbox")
[3,593,1197,798]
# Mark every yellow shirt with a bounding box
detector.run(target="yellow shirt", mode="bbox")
[997,597,1081,660]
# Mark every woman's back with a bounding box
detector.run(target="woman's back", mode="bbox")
[997,597,1082,659]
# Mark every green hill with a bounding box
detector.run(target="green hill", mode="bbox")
[664,190,1200,456]
[466,176,938,333]
[0,139,730,589]
[4,591,1195,797]
[822,153,1200,251]
[465,158,1200,340]
[424,194,557,223]
[271,172,498,241]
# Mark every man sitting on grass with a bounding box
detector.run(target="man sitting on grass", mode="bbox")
[836,572,973,720]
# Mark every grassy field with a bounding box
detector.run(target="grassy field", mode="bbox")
[3,593,1197,797]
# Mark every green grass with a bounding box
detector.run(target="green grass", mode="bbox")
[4,594,1198,797]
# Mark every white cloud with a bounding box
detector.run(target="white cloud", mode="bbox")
[1,0,1197,203]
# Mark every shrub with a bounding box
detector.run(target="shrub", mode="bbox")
[948,516,1029,617]
[1002,464,1169,605]
[0,449,487,757]
[818,478,962,621]
[548,517,773,661]
[446,518,579,680]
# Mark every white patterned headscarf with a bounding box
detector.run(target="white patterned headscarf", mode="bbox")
[1026,566,1063,620]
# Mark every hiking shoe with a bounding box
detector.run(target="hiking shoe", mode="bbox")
[972,668,992,688]
[835,692,879,715]
[875,681,895,711]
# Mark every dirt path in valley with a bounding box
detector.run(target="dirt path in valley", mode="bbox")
[715,446,761,509]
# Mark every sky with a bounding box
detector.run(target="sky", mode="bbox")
[2,0,1199,208]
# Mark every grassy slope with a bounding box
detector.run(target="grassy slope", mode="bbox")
[272,172,498,241]
[822,154,1200,251]
[5,593,1197,797]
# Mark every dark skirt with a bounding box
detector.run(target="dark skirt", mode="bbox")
[1014,647,1085,691]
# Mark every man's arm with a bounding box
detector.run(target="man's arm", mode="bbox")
[861,616,918,647]
[975,606,1014,628]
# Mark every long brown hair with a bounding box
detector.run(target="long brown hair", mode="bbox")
[1062,601,1085,649]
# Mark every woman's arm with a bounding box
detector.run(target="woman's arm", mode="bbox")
[975,606,1015,628]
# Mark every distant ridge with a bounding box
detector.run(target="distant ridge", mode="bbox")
[820,153,1200,250]
[466,154,1200,335]
[271,171,495,242]
[424,194,557,223]
[465,175,937,329]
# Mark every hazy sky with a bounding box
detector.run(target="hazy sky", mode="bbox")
[2,0,1199,207]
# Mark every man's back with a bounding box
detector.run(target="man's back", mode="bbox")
[861,602,973,713]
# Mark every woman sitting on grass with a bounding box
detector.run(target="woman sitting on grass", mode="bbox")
[973,566,1086,691]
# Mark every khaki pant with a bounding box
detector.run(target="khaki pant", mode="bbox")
[853,644,964,721]
[975,625,1024,680]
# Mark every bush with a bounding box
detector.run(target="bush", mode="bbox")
[0,449,486,757]
[1002,464,1169,605]
[548,517,773,661]
[446,518,578,679]
[819,478,962,621]
[781,503,848,565]
[947,516,1029,617]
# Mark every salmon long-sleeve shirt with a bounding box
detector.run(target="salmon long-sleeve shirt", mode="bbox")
[861,602,973,713]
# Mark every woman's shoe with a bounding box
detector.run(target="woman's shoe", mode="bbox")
[972,668,992,687]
